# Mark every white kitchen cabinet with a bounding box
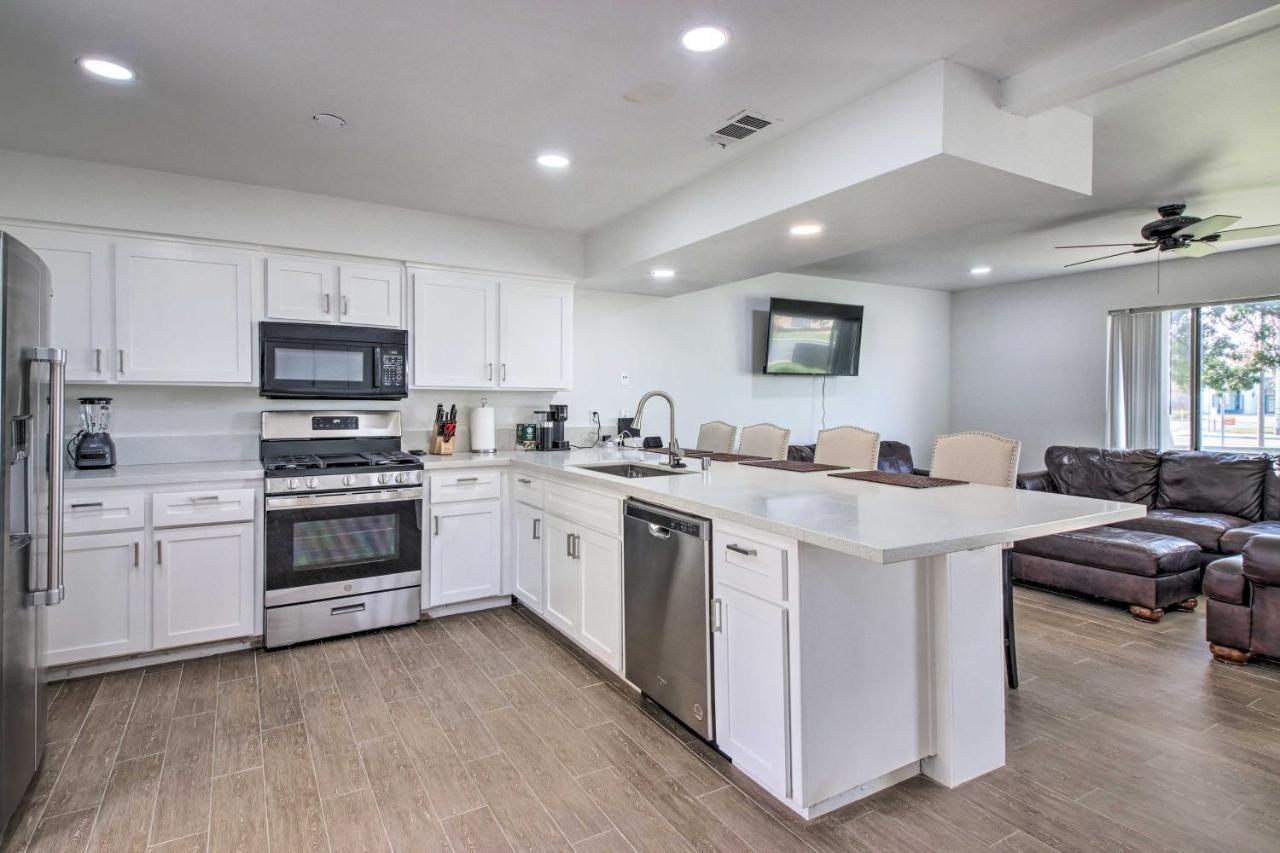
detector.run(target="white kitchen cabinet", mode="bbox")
[411,272,498,388]
[712,583,791,799]
[512,502,544,613]
[429,499,502,606]
[265,255,337,323]
[153,522,255,648]
[498,281,573,389]
[576,526,622,670]
[10,228,113,382]
[542,515,578,635]
[46,531,148,667]
[340,262,402,327]
[114,241,254,383]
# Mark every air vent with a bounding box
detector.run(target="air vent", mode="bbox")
[707,110,775,147]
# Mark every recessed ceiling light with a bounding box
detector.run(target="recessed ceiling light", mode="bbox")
[681,26,729,52]
[789,223,823,237]
[650,269,675,279]
[969,265,992,275]
[78,57,135,82]
[311,113,346,128]
[536,153,570,168]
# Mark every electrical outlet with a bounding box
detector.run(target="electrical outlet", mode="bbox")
[620,372,630,386]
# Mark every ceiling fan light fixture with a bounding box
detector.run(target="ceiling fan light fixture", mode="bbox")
[969,266,992,275]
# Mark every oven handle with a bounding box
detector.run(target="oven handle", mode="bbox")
[265,486,423,512]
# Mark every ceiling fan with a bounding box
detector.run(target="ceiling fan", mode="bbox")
[1056,204,1280,268]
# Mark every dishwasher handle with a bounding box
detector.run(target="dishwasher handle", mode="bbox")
[624,499,709,540]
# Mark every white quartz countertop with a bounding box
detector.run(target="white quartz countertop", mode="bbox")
[423,447,1146,564]
[65,460,264,488]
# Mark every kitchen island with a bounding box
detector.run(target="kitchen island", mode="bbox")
[421,446,1144,818]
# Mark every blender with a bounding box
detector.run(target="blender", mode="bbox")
[70,397,117,469]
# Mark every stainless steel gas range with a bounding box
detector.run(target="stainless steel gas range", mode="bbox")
[260,410,422,648]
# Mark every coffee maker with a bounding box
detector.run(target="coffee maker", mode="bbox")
[70,397,117,469]
[534,404,569,451]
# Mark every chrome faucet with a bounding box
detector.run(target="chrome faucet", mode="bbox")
[632,390,685,468]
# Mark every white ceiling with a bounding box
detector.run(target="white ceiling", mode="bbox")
[0,0,1174,233]
[799,25,1280,290]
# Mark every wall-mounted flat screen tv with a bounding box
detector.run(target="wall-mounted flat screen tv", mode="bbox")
[763,298,863,375]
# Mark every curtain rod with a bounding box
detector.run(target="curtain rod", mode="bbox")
[1109,294,1280,316]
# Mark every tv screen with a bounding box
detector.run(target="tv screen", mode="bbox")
[763,298,863,376]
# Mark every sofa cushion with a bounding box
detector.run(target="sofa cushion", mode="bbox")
[1156,451,1268,521]
[1013,525,1200,578]
[1263,456,1280,520]
[1045,446,1160,507]
[1205,556,1250,605]
[1219,520,1280,555]
[1114,509,1250,552]
[1243,534,1280,587]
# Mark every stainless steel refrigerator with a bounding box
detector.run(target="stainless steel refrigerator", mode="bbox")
[0,232,66,831]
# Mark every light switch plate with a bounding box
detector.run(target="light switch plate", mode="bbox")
[620,372,630,386]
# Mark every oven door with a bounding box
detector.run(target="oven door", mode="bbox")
[262,339,378,398]
[264,487,422,605]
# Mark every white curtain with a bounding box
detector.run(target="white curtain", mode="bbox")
[1106,311,1166,450]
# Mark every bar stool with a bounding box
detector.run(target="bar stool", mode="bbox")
[814,426,880,469]
[695,421,737,453]
[738,423,791,460]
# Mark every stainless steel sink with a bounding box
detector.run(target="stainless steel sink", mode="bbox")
[575,463,691,479]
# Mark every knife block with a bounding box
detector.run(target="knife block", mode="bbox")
[430,415,456,455]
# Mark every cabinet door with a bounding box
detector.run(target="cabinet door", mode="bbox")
[339,263,403,328]
[712,585,791,798]
[542,515,578,635]
[11,228,113,382]
[512,503,544,613]
[577,527,622,671]
[498,281,572,389]
[411,272,497,388]
[46,532,147,666]
[266,255,337,322]
[153,522,255,648]
[114,241,254,383]
[429,500,501,606]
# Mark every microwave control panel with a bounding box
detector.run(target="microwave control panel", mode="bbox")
[380,349,406,388]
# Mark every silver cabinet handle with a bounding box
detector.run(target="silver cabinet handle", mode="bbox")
[433,515,440,536]
[342,295,349,316]
[711,598,723,633]
[566,533,573,558]
[95,348,102,374]
[487,363,493,381]
[726,544,757,557]
[455,477,479,483]
[501,363,507,382]
[189,495,221,503]
[570,533,581,559]
[133,542,140,568]
[31,347,66,606]
[331,602,366,616]
[156,540,163,565]
[323,293,332,314]
[118,349,126,373]
[70,501,104,509]
[517,478,532,484]
[532,518,541,540]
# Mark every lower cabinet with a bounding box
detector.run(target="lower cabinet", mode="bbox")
[153,522,256,649]
[47,531,148,667]
[542,515,578,634]
[429,499,502,606]
[712,576,793,799]
[541,512,623,672]
[512,502,544,612]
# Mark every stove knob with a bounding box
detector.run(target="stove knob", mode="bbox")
[286,478,300,490]
[378,473,393,485]
[306,477,319,489]
[343,474,357,487]
[395,472,407,484]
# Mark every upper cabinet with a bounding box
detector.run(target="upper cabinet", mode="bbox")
[411,271,572,390]
[266,255,403,328]
[8,228,113,382]
[115,241,254,383]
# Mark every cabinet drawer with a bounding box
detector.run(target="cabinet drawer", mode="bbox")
[430,470,502,503]
[544,482,621,536]
[152,488,256,528]
[64,492,146,534]
[511,473,543,508]
[714,524,791,602]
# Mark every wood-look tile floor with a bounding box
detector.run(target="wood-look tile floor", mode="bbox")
[6,590,1280,853]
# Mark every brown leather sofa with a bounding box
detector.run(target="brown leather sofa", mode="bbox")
[1013,446,1280,621]
[1204,534,1280,664]
[788,439,913,473]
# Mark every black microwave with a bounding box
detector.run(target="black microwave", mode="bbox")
[260,322,408,399]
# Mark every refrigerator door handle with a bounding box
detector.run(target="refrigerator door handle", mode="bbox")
[30,347,67,607]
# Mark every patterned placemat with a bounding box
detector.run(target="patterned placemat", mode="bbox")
[707,452,771,462]
[740,460,848,473]
[648,448,713,458]
[829,470,967,488]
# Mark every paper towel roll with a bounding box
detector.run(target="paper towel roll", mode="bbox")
[470,403,496,453]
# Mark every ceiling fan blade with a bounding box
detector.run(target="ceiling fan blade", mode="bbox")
[1209,223,1280,243]
[1063,248,1149,268]
[1174,214,1240,239]
[1173,241,1218,258]
[1055,243,1154,249]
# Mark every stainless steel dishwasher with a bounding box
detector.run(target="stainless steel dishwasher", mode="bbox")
[623,499,714,741]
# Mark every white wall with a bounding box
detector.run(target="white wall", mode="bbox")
[951,243,1280,470]
[0,149,581,279]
